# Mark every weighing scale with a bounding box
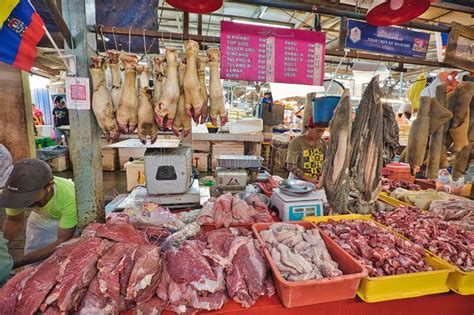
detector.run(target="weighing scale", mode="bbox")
[270,188,325,222]
[215,155,269,193]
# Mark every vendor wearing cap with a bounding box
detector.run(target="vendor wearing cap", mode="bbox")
[286,116,327,186]
[0,159,77,268]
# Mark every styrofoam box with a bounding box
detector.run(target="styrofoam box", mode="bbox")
[119,147,147,169]
[229,119,263,134]
[36,125,54,138]
[124,160,145,191]
[48,155,68,172]
[211,142,244,170]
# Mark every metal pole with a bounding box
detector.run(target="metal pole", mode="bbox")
[231,0,451,33]
[62,0,105,228]
[44,0,76,49]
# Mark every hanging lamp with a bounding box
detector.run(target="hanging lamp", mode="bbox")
[367,0,431,26]
[165,0,223,14]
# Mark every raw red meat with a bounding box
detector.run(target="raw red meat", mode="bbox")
[126,245,162,303]
[231,196,252,223]
[166,240,225,293]
[82,221,149,245]
[16,254,64,315]
[226,239,273,308]
[213,193,233,228]
[318,219,431,277]
[0,267,36,313]
[374,206,474,272]
[78,276,113,314]
[381,178,421,193]
[131,222,172,245]
[56,238,112,312]
[134,296,165,315]
[97,243,138,312]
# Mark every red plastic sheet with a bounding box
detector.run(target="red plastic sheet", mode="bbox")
[159,294,474,315]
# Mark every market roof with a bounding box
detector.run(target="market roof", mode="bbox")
[31,0,474,79]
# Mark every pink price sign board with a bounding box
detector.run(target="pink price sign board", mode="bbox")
[220,21,326,86]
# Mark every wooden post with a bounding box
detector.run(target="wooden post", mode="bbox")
[21,72,36,158]
[303,92,317,134]
[62,0,104,228]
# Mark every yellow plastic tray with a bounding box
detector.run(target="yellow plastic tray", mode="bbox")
[378,192,412,208]
[372,219,474,295]
[304,215,454,302]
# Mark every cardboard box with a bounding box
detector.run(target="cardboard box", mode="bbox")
[211,142,245,170]
[192,140,211,152]
[102,148,118,171]
[193,153,209,172]
[119,147,147,169]
[48,155,68,172]
[124,160,145,191]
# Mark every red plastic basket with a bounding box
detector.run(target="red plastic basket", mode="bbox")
[382,162,415,183]
[252,222,367,308]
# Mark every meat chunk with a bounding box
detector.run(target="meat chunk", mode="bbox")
[126,245,162,303]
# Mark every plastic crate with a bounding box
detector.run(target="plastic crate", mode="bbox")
[252,221,367,308]
[382,162,415,183]
[445,267,474,295]
[304,215,454,302]
[378,192,413,208]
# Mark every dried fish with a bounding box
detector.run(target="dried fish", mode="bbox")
[349,76,384,214]
[323,90,352,214]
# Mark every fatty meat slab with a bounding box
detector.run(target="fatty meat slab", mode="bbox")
[259,223,342,281]
[172,61,191,137]
[107,50,123,111]
[117,53,140,134]
[207,48,228,127]
[323,89,352,214]
[152,56,167,106]
[184,40,205,123]
[198,56,210,124]
[374,206,474,272]
[197,194,272,228]
[429,199,474,230]
[136,64,158,144]
[89,56,120,142]
[318,219,431,277]
[349,76,384,214]
[155,48,179,129]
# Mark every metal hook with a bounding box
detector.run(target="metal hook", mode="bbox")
[99,24,109,53]
[143,29,147,56]
[128,27,132,54]
[112,26,118,51]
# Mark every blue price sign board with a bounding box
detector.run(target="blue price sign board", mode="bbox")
[345,19,431,59]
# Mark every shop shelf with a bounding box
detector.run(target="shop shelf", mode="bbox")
[252,221,367,308]
[378,192,412,208]
[304,215,454,303]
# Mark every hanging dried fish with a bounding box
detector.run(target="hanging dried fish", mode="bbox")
[349,76,384,214]
[382,103,399,165]
[323,90,352,214]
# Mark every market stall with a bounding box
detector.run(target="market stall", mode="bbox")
[0,0,473,314]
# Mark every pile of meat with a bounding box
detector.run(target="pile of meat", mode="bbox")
[158,228,275,313]
[318,219,432,277]
[259,223,343,281]
[197,193,272,228]
[374,206,473,272]
[381,178,421,193]
[0,236,164,314]
[430,199,474,230]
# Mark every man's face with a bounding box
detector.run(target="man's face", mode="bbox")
[307,126,325,140]
[30,182,53,208]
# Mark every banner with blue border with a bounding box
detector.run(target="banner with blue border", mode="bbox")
[345,19,431,59]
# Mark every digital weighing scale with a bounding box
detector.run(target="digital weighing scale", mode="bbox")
[270,188,325,222]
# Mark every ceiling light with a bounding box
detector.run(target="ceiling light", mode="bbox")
[232,19,291,29]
